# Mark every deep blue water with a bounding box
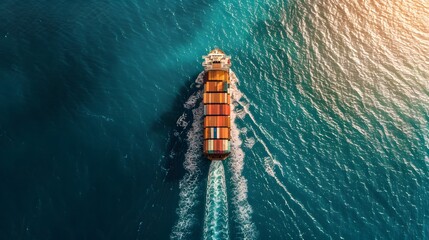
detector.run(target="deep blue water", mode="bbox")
[0,0,428,239]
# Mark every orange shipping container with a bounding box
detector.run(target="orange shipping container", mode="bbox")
[203,93,230,104]
[207,70,229,81]
[204,139,231,153]
[204,116,230,128]
[204,82,228,92]
[204,127,230,139]
[204,104,230,115]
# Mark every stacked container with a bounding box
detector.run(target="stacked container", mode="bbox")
[203,70,231,160]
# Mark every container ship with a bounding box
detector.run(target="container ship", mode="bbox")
[202,48,231,160]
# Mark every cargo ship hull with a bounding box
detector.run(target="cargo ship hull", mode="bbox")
[202,49,232,160]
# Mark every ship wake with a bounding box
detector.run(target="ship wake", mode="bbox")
[203,161,229,240]
[228,71,258,239]
[170,73,205,240]
[229,71,321,238]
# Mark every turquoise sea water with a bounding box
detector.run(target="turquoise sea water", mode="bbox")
[0,0,428,239]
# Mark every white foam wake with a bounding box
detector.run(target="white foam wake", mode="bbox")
[229,72,329,238]
[203,161,229,240]
[184,73,204,109]
[229,72,283,176]
[228,71,258,239]
[170,73,205,240]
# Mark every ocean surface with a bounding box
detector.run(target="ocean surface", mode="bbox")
[0,0,428,239]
